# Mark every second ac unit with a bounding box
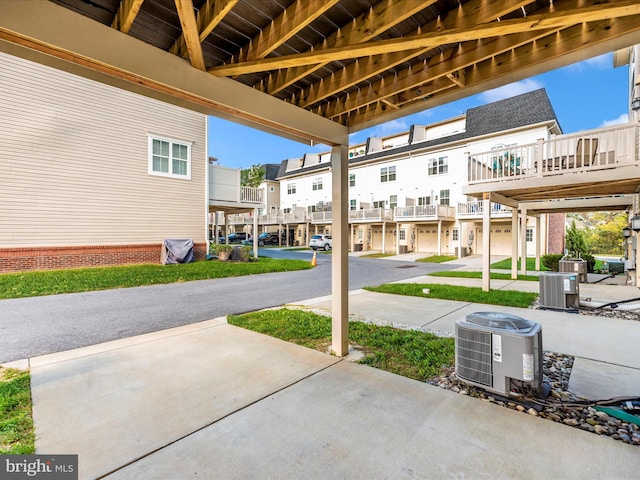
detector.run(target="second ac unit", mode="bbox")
[455,312,544,397]
[539,272,579,311]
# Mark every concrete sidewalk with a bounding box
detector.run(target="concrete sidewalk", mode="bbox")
[28,311,640,479]
[23,264,640,479]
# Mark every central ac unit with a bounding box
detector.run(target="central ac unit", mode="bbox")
[539,272,579,310]
[455,312,544,397]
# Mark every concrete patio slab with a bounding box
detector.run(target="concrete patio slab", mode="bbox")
[30,320,340,479]
[569,358,640,400]
[104,361,640,480]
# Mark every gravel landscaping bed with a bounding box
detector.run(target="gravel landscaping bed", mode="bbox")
[429,351,640,446]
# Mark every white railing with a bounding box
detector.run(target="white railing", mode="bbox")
[258,213,283,223]
[457,201,512,217]
[393,205,455,220]
[467,123,639,184]
[241,186,263,204]
[283,211,307,222]
[348,208,393,222]
[311,211,332,222]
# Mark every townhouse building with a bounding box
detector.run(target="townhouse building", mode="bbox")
[267,89,565,255]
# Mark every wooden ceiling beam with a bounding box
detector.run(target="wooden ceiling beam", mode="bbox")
[297,0,532,109]
[208,1,640,76]
[264,0,436,95]
[170,0,237,59]
[173,0,205,70]
[240,0,340,63]
[340,14,640,127]
[325,29,554,118]
[111,0,144,34]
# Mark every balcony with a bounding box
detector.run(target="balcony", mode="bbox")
[457,201,512,219]
[257,213,283,224]
[463,123,640,201]
[209,165,264,212]
[393,205,456,221]
[311,211,332,223]
[283,211,307,223]
[349,208,393,223]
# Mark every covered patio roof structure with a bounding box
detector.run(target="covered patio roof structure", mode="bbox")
[2,0,640,355]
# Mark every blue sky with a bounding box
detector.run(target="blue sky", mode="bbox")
[207,53,630,169]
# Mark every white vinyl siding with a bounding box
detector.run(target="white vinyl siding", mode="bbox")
[0,52,206,247]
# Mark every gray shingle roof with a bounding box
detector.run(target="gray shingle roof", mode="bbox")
[276,88,559,179]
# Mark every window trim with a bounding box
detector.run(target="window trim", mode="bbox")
[287,183,297,195]
[148,135,192,180]
[380,165,396,183]
[428,156,448,175]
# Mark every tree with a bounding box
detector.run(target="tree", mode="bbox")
[565,219,588,258]
[240,164,265,188]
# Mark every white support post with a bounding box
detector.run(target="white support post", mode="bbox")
[253,209,258,259]
[382,222,386,253]
[437,220,442,256]
[331,143,349,357]
[535,215,541,271]
[396,222,400,255]
[482,195,491,291]
[511,209,518,279]
[520,207,528,276]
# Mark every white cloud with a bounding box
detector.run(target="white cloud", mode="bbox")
[600,113,628,128]
[479,79,544,103]
[370,119,409,137]
[565,53,611,72]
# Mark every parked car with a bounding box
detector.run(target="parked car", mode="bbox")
[309,234,332,251]
[218,232,249,244]
[256,232,281,247]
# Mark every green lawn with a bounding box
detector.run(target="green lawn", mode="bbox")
[416,255,458,263]
[228,309,454,382]
[0,258,312,300]
[365,283,538,308]
[429,271,539,282]
[490,257,549,271]
[0,368,34,454]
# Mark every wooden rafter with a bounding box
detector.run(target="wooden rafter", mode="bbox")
[297,0,531,110]
[174,0,205,70]
[324,28,556,119]
[239,0,340,63]
[170,0,238,59]
[111,0,144,33]
[209,2,640,77]
[264,0,437,95]
[339,14,640,127]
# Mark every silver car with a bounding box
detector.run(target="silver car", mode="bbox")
[309,234,332,251]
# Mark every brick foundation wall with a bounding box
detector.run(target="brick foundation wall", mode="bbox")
[0,243,207,273]
[546,213,566,254]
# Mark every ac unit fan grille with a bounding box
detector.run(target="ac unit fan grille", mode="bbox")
[457,327,492,387]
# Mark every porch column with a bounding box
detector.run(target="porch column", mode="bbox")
[382,221,386,253]
[331,143,349,357]
[511,209,518,279]
[214,212,219,243]
[437,220,442,256]
[253,208,258,259]
[396,222,400,255]
[482,194,491,291]
[350,223,355,252]
[278,223,283,246]
[520,207,528,276]
[535,215,541,271]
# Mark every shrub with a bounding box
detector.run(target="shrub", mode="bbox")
[582,253,596,273]
[541,254,563,272]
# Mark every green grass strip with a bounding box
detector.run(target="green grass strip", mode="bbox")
[429,270,539,282]
[0,368,35,454]
[365,283,538,308]
[228,309,454,382]
[490,257,549,271]
[416,255,458,263]
[0,258,311,299]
